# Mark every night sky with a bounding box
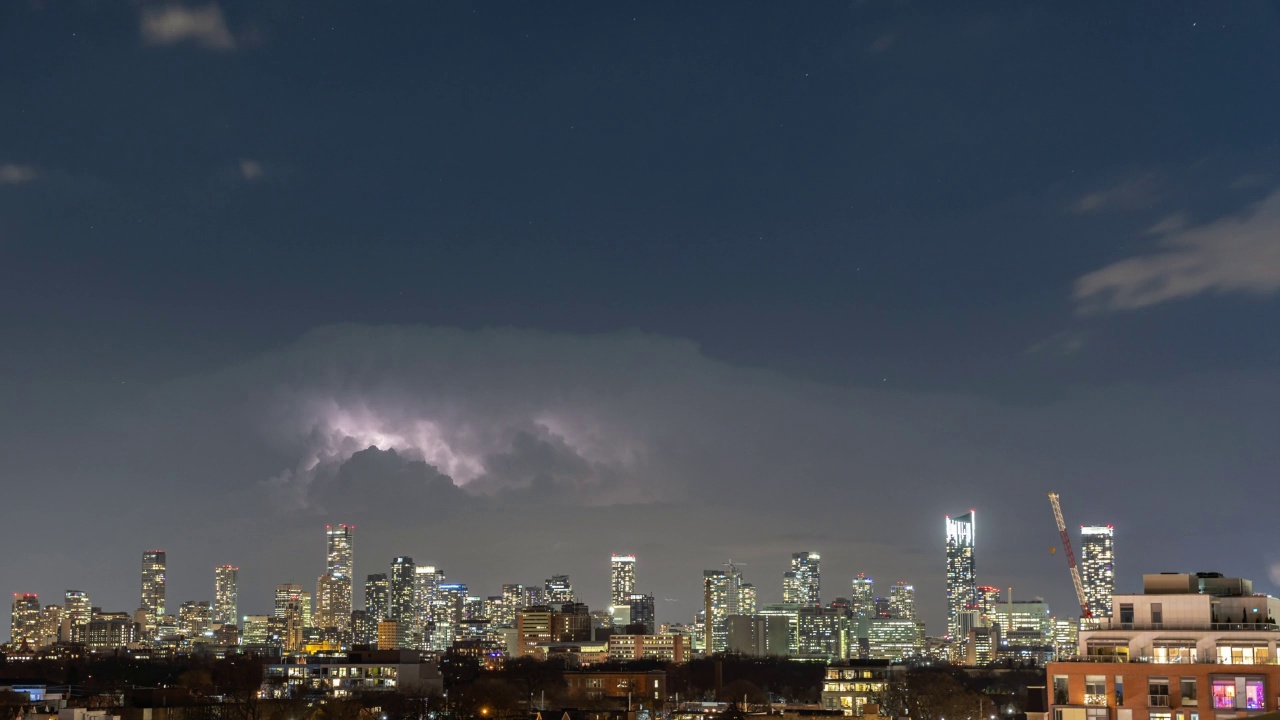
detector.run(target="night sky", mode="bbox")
[3,1,1280,638]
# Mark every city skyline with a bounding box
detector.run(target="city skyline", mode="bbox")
[6,510,1116,643]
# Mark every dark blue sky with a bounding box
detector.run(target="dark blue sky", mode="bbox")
[3,1,1280,636]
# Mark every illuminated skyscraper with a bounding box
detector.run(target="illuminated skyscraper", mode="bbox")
[785,552,821,606]
[10,594,40,645]
[274,583,307,651]
[850,574,875,619]
[703,570,731,653]
[365,574,390,620]
[627,593,656,634]
[37,605,62,648]
[611,555,636,607]
[390,557,416,620]
[322,525,354,638]
[326,524,354,579]
[178,601,211,638]
[214,565,238,628]
[1080,525,1115,618]
[63,590,92,643]
[738,582,757,616]
[977,585,1002,617]
[945,511,977,641]
[141,550,167,631]
[546,575,574,604]
[414,565,443,639]
[889,581,915,621]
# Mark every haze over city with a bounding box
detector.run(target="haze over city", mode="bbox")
[4,1,1280,645]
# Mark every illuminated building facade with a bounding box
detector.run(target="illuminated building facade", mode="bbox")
[977,585,1002,617]
[945,511,977,642]
[365,573,389,620]
[738,582,757,616]
[798,605,851,659]
[546,575,574,604]
[10,594,40,645]
[627,593,656,634]
[37,604,61,647]
[611,555,636,607]
[141,550,167,632]
[414,566,443,636]
[274,583,307,651]
[1080,525,1115,618]
[63,590,92,643]
[889,581,915,620]
[785,552,821,606]
[178,600,211,638]
[324,525,354,636]
[850,574,875,619]
[866,618,922,661]
[389,557,416,624]
[214,565,238,628]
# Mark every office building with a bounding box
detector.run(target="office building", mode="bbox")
[326,524,354,579]
[414,566,443,634]
[611,555,636,607]
[376,620,402,650]
[866,618,922,661]
[977,585,1002,619]
[86,613,139,650]
[546,575,574,604]
[240,615,272,646]
[785,552,821,606]
[726,614,790,656]
[704,568,751,653]
[389,557,416,624]
[1080,525,1115,619]
[365,573,390,620]
[945,511,977,641]
[850,574,875,619]
[627,593,656,634]
[351,609,375,646]
[35,604,61,648]
[141,550,167,631]
[991,599,1052,648]
[62,590,91,643]
[760,602,801,655]
[214,565,238,627]
[608,633,690,662]
[798,605,851,660]
[178,601,211,638]
[274,583,308,651]
[10,594,40,646]
[739,582,757,615]
[889,582,915,621]
[315,574,349,632]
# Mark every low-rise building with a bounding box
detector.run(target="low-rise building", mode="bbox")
[820,661,902,716]
[607,633,690,663]
[264,649,443,698]
[565,669,666,706]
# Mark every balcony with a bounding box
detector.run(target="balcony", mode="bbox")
[1100,622,1279,632]
[1083,694,1108,706]
[1148,695,1170,708]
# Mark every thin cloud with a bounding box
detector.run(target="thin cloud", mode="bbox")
[0,163,39,185]
[140,3,236,50]
[1073,173,1160,214]
[1074,189,1280,313]
[239,158,264,181]
[867,34,896,53]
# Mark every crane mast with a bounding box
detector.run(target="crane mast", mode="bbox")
[1048,492,1092,618]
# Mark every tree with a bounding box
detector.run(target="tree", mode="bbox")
[898,671,985,720]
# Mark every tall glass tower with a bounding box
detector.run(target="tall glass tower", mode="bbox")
[214,565,238,627]
[141,550,167,631]
[611,555,636,607]
[784,552,821,606]
[944,511,976,641]
[1080,525,1115,618]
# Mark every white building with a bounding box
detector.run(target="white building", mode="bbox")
[1080,572,1280,663]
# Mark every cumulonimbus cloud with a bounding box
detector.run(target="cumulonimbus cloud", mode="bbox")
[1073,189,1280,313]
[140,3,236,50]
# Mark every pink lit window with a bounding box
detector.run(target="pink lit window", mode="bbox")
[1212,680,1235,710]
[1245,681,1265,710]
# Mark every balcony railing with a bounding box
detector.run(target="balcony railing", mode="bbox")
[1098,623,1279,632]
[1083,694,1108,706]
[1148,695,1171,708]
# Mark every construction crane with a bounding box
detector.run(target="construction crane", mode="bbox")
[1048,492,1092,619]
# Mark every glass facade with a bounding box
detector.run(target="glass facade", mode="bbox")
[945,511,976,641]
